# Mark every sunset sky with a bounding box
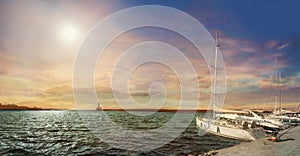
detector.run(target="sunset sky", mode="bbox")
[1,0,300,110]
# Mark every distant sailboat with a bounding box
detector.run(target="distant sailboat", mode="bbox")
[269,55,300,123]
[96,102,102,111]
[196,31,265,141]
[272,55,284,115]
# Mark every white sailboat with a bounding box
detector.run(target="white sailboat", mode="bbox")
[196,116,265,141]
[196,31,265,141]
[217,110,286,133]
[269,56,300,123]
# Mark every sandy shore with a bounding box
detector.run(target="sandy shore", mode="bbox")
[201,125,300,156]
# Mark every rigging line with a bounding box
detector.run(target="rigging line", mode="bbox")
[262,56,276,109]
[278,125,298,140]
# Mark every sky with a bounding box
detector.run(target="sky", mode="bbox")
[0,0,300,110]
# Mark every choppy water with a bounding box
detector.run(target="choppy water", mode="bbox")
[0,111,240,155]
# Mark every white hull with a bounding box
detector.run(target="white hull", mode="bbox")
[217,113,284,129]
[271,109,300,123]
[196,117,265,141]
[217,110,286,130]
[273,115,300,123]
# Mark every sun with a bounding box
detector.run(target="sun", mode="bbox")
[61,26,77,42]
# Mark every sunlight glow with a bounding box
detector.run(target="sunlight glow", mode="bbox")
[62,26,77,42]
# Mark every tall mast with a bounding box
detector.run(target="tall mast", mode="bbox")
[279,72,282,114]
[274,55,278,113]
[213,29,219,119]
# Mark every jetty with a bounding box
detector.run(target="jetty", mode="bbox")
[202,125,300,156]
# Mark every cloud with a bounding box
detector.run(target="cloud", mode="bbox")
[265,40,290,50]
[0,1,299,110]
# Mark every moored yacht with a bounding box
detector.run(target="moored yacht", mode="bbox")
[267,56,300,124]
[270,110,300,123]
[196,116,265,141]
[217,109,287,133]
[196,31,265,141]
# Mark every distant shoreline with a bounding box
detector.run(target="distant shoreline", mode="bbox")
[0,104,209,112]
[0,108,209,112]
[0,103,58,111]
[100,109,209,112]
[0,103,276,112]
[0,103,212,112]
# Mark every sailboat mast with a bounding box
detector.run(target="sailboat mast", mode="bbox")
[275,55,278,113]
[213,30,219,119]
[279,72,282,114]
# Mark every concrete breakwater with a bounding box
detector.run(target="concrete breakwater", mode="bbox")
[201,125,300,156]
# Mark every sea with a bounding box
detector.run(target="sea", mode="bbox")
[0,111,240,155]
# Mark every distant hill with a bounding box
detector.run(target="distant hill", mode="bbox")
[0,103,57,110]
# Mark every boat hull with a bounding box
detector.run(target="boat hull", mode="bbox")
[196,117,265,141]
[275,115,300,123]
[217,112,286,132]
